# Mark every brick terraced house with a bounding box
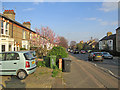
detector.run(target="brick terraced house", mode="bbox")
[116,27,120,52]
[0,10,36,52]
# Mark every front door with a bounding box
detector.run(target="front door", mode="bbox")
[2,45,5,52]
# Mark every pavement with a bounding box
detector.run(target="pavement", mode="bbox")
[62,54,119,88]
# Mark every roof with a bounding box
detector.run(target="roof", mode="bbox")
[116,27,120,30]
[99,34,116,41]
[0,14,36,33]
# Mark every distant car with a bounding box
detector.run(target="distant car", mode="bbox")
[73,49,79,54]
[0,51,37,80]
[70,50,73,53]
[67,48,71,52]
[88,52,104,61]
[87,50,92,53]
[101,52,113,59]
[81,50,86,54]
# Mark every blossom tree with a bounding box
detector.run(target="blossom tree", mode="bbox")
[30,26,60,57]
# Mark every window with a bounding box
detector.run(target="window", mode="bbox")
[23,29,26,39]
[24,52,34,60]
[1,21,4,34]
[6,53,20,60]
[5,22,9,35]
[0,53,5,61]
[9,45,11,51]
[30,33,32,39]
[6,22,9,29]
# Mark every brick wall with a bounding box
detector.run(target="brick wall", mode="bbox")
[116,29,120,52]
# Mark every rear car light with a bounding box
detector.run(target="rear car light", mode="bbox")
[26,61,30,68]
[93,54,95,57]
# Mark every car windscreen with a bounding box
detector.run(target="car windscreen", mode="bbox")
[103,52,108,54]
[94,53,102,56]
[24,52,34,60]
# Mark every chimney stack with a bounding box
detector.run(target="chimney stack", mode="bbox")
[23,22,31,29]
[107,32,112,36]
[3,10,15,20]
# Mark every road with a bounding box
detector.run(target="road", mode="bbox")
[69,53,120,78]
[63,54,119,88]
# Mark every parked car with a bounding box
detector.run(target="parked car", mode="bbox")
[67,48,71,52]
[81,50,86,54]
[29,50,38,64]
[73,49,79,54]
[70,49,73,53]
[101,52,113,59]
[0,51,37,80]
[87,50,92,53]
[30,50,37,58]
[88,52,104,61]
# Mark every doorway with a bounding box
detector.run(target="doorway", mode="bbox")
[2,45,5,52]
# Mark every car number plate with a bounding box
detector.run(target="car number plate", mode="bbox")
[32,61,35,64]
[97,56,101,57]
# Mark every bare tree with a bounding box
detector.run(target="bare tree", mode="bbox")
[58,36,68,48]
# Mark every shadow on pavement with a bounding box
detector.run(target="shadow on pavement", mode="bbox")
[4,76,26,88]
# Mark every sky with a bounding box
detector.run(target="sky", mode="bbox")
[1,1,118,44]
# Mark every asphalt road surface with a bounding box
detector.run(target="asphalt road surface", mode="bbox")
[63,54,119,88]
[69,52,120,78]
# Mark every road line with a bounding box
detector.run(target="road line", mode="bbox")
[89,62,120,80]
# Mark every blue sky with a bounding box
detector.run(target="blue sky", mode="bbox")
[2,2,118,44]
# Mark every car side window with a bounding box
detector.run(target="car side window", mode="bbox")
[6,53,20,61]
[0,53,6,61]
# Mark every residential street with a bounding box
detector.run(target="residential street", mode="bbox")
[70,53,120,78]
[63,54,119,88]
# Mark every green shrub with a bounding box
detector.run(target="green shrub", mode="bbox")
[44,56,50,67]
[20,48,27,50]
[52,69,59,77]
[47,46,68,61]
[37,61,46,67]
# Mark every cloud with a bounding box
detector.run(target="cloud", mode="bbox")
[23,8,35,11]
[85,17,97,21]
[85,17,117,26]
[99,2,118,12]
[33,0,44,5]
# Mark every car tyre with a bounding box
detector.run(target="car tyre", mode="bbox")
[17,70,27,80]
[111,57,113,59]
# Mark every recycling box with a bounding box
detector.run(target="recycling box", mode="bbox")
[49,55,56,68]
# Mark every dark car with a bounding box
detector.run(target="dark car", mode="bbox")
[73,49,79,54]
[101,52,113,59]
[81,50,86,54]
[88,52,104,61]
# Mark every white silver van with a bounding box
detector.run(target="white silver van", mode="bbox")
[0,51,36,80]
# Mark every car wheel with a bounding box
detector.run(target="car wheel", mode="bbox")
[17,70,27,80]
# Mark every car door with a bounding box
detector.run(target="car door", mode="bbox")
[1,52,20,75]
[0,53,6,75]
